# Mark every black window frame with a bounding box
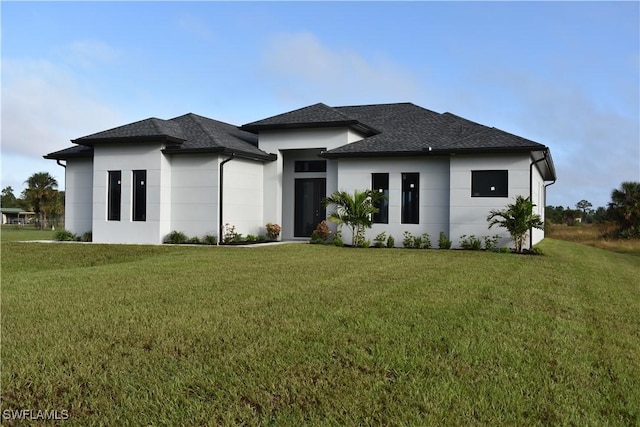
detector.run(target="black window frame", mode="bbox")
[132,170,147,222]
[107,171,121,221]
[471,170,508,198]
[401,173,419,224]
[371,173,389,224]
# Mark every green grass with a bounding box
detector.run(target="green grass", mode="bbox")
[1,225,56,242]
[1,241,638,425]
[547,223,640,256]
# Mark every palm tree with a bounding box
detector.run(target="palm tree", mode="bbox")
[323,189,387,247]
[487,195,544,253]
[608,181,640,237]
[23,172,58,229]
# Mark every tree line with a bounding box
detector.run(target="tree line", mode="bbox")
[1,172,63,229]
[545,181,640,238]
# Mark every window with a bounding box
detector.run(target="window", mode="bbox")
[107,171,121,221]
[402,173,419,224]
[472,170,508,197]
[295,160,326,173]
[372,173,389,224]
[132,170,146,221]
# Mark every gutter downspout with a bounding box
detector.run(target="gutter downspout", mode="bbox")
[219,154,235,244]
[56,160,66,169]
[530,153,548,250]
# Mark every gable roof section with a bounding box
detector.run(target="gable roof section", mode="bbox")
[241,103,379,136]
[47,114,275,161]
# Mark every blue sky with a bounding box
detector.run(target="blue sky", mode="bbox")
[2,1,638,209]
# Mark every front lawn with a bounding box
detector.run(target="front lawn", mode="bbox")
[1,240,638,425]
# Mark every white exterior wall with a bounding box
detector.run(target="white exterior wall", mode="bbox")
[92,143,169,244]
[336,157,450,247]
[169,154,219,239]
[223,157,264,237]
[64,158,93,235]
[260,128,359,239]
[449,153,532,249]
[531,161,545,246]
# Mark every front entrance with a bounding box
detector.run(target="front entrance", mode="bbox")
[294,178,326,237]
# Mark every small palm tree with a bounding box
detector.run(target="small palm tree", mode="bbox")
[487,196,544,253]
[607,181,640,237]
[323,189,386,247]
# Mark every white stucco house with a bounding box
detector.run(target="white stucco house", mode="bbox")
[45,102,556,248]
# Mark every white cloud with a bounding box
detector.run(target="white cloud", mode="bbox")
[2,58,122,158]
[261,32,425,105]
[1,57,123,193]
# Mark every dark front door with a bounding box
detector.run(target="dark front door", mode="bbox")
[294,178,326,237]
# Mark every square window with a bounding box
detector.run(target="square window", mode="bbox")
[472,170,508,197]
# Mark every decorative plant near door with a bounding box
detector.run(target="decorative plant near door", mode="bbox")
[323,189,387,247]
[487,195,544,253]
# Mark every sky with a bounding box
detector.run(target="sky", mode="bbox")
[2,1,639,209]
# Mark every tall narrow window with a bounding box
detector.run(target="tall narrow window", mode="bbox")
[372,173,389,224]
[133,170,146,221]
[107,171,121,221]
[401,173,419,224]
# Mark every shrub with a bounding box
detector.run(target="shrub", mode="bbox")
[403,231,414,248]
[419,233,431,249]
[310,221,332,244]
[530,245,544,256]
[223,223,239,244]
[498,246,512,254]
[81,231,93,242]
[164,231,188,244]
[483,235,500,251]
[438,232,452,249]
[460,234,482,250]
[362,240,371,248]
[374,231,387,248]
[55,229,78,241]
[266,223,281,240]
[386,235,395,248]
[201,234,217,245]
[245,234,257,242]
[187,236,201,244]
[332,230,344,247]
[256,235,267,242]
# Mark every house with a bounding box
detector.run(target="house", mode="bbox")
[45,102,556,247]
[1,207,36,225]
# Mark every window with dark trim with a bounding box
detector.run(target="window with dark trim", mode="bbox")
[372,173,389,224]
[471,170,508,197]
[107,171,121,221]
[402,173,419,224]
[132,170,147,221]
[295,160,326,173]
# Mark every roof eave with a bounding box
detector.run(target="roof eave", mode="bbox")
[162,147,277,162]
[72,135,186,147]
[240,120,378,136]
[321,146,543,159]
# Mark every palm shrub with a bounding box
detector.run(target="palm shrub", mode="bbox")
[607,181,640,238]
[323,189,387,247]
[487,196,544,253]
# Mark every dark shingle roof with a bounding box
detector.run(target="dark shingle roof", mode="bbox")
[48,114,274,161]
[73,117,186,145]
[44,145,93,160]
[241,103,379,135]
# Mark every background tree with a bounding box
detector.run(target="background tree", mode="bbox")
[1,186,19,208]
[607,181,640,238]
[323,189,386,247]
[575,199,593,222]
[22,172,59,229]
[487,195,544,252]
